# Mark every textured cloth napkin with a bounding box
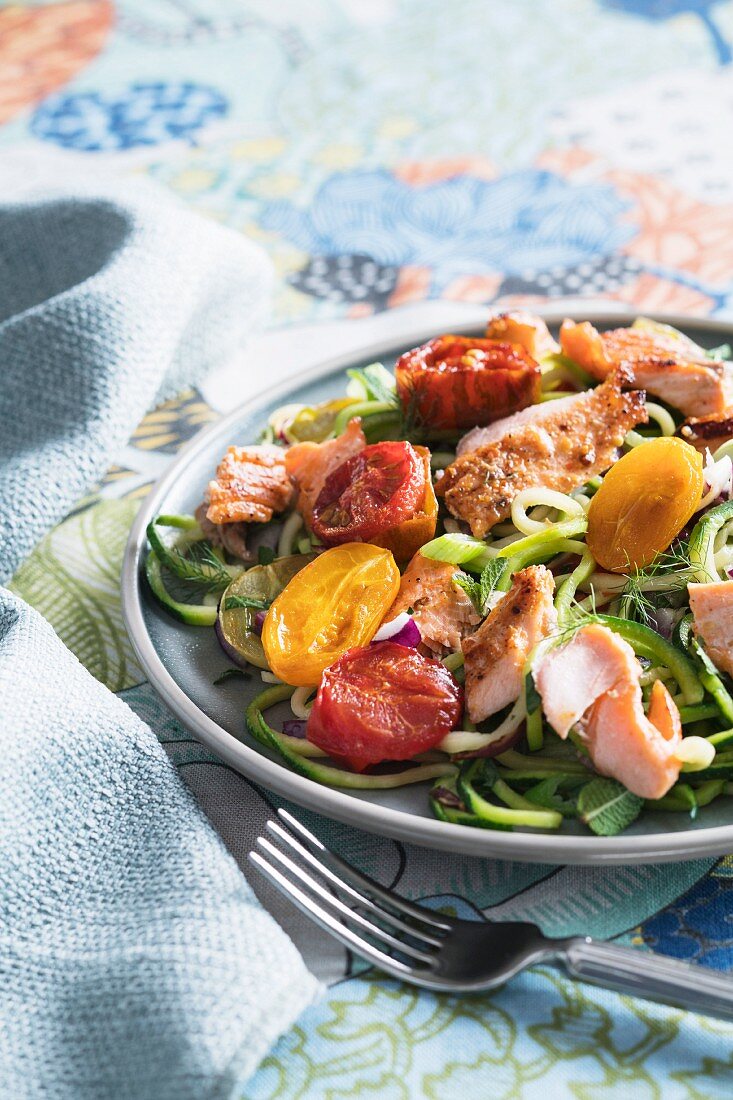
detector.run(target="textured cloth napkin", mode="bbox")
[0,182,271,583]
[0,184,320,1099]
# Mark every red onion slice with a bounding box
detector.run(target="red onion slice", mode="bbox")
[372,612,421,648]
[282,719,307,738]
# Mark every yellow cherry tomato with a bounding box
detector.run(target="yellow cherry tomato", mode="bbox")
[261,543,400,686]
[587,437,704,573]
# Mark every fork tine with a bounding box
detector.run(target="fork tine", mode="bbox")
[249,850,418,980]
[276,808,452,931]
[266,820,444,948]
[256,837,437,965]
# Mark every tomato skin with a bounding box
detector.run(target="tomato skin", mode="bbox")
[306,641,463,771]
[586,437,704,573]
[369,447,437,563]
[311,441,425,547]
[395,336,541,431]
[261,544,400,686]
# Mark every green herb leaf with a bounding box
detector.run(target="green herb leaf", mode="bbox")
[455,558,507,614]
[577,778,644,836]
[258,545,276,565]
[347,363,398,406]
[224,594,271,611]
[524,776,580,817]
[480,559,506,608]
[213,668,252,685]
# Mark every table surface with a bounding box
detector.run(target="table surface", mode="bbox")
[4,2,733,1097]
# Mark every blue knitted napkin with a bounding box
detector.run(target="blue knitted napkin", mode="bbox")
[0,185,319,1099]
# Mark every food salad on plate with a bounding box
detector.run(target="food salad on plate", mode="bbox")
[145,313,733,838]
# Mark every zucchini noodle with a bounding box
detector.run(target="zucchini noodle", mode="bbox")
[438,696,526,755]
[277,511,303,557]
[624,429,646,449]
[644,402,677,436]
[510,488,585,535]
[291,685,316,718]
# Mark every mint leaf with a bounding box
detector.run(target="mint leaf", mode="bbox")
[453,572,481,609]
[258,545,276,565]
[524,776,581,817]
[480,558,507,610]
[578,778,643,836]
[454,559,507,615]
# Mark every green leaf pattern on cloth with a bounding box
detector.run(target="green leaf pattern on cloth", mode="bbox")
[9,497,144,691]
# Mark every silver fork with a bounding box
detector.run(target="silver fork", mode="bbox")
[250,809,733,1018]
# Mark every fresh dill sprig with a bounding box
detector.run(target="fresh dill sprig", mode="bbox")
[618,542,694,625]
[163,539,234,592]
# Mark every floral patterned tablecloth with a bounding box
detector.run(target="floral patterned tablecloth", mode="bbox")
[4,1,733,1096]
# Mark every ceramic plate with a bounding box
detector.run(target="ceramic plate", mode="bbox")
[122,308,733,864]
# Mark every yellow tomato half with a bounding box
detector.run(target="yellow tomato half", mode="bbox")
[261,543,400,686]
[586,437,704,573]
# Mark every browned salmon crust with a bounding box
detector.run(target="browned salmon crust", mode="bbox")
[386,552,480,656]
[461,565,556,723]
[206,445,294,525]
[560,320,733,418]
[680,411,733,455]
[436,370,647,538]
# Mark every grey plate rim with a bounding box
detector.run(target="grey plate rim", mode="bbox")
[122,305,733,864]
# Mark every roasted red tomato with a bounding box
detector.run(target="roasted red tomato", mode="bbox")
[395,335,541,431]
[306,641,463,771]
[311,440,425,546]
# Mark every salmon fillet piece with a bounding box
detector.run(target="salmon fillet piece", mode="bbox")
[679,411,733,455]
[560,320,733,418]
[284,418,366,523]
[461,565,557,723]
[485,311,559,360]
[195,503,252,561]
[688,581,733,678]
[206,445,294,525]
[386,552,480,656]
[437,371,647,538]
[535,623,682,799]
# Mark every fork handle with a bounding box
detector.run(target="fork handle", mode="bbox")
[562,937,733,1021]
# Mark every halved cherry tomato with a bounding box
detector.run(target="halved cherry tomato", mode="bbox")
[586,437,704,573]
[395,336,541,431]
[369,447,437,563]
[311,440,425,547]
[261,543,400,686]
[306,641,463,771]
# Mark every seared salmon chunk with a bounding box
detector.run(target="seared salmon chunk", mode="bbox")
[535,623,682,799]
[688,581,733,678]
[560,319,733,418]
[385,552,480,656]
[437,370,647,537]
[462,565,557,723]
[206,445,293,525]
